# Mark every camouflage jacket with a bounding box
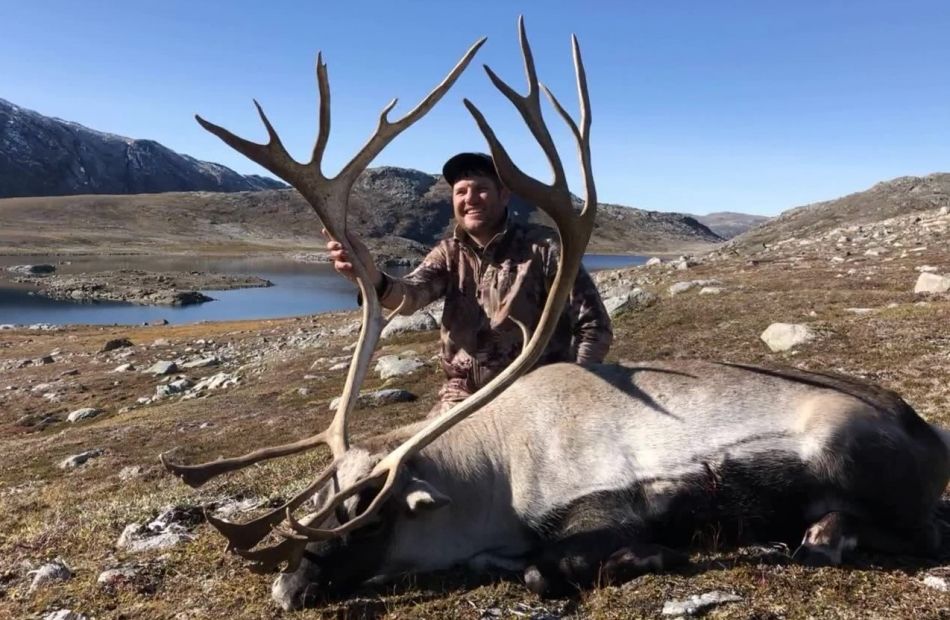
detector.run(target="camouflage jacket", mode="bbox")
[380,220,613,404]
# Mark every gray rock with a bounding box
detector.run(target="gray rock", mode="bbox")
[603,288,658,317]
[329,388,417,411]
[145,360,178,375]
[112,363,135,372]
[645,257,663,266]
[34,354,55,365]
[97,566,141,587]
[760,323,817,352]
[181,356,220,369]
[99,337,133,353]
[67,407,102,423]
[914,272,950,294]
[59,449,104,469]
[118,466,144,481]
[661,590,742,616]
[381,311,437,339]
[8,263,56,275]
[698,286,722,295]
[375,353,424,379]
[43,611,88,620]
[923,574,949,592]
[28,558,72,592]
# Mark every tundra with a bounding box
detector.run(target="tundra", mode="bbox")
[161,18,950,611]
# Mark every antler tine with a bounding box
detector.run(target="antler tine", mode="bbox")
[337,37,486,189]
[286,19,598,543]
[480,16,568,192]
[311,52,331,166]
[196,101,304,185]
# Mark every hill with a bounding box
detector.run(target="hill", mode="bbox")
[0,98,286,198]
[0,167,723,257]
[725,173,950,252]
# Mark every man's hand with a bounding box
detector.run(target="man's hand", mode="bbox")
[323,229,383,289]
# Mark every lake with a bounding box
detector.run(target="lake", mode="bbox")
[0,254,645,326]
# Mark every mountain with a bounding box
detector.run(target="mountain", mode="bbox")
[0,98,286,198]
[0,167,723,256]
[725,173,950,252]
[696,211,771,239]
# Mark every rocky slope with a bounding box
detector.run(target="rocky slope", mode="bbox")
[0,98,286,198]
[725,173,950,252]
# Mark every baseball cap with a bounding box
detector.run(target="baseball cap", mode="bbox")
[441,152,498,185]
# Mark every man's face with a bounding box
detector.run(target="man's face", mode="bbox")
[452,174,509,242]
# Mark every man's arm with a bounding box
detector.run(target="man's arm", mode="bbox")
[378,244,449,315]
[326,230,448,315]
[568,266,613,364]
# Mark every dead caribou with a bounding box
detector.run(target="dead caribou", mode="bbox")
[161,19,950,611]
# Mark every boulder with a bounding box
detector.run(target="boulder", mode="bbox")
[760,323,817,352]
[381,311,437,339]
[375,353,424,379]
[914,272,950,294]
[67,407,102,423]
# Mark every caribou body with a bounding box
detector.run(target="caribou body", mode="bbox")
[160,18,950,612]
[272,360,950,608]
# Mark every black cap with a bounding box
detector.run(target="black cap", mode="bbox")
[441,152,497,185]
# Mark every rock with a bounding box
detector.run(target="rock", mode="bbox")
[187,372,239,394]
[28,558,72,592]
[112,363,135,372]
[8,263,56,275]
[375,353,424,379]
[168,291,213,306]
[34,354,55,365]
[923,575,949,592]
[699,286,722,295]
[329,362,348,371]
[916,265,938,273]
[669,281,697,296]
[42,611,88,620]
[760,323,817,352]
[118,466,144,481]
[97,566,141,587]
[381,311,437,338]
[145,361,178,375]
[181,356,220,369]
[99,338,133,353]
[59,449,104,469]
[661,591,742,616]
[67,407,102,423]
[914,272,950,294]
[645,257,663,266]
[845,308,874,315]
[603,288,658,317]
[329,388,417,411]
[117,505,201,553]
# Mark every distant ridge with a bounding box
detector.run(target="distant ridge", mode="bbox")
[725,173,950,251]
[0,97,287,198]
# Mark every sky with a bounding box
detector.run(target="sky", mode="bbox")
[3,0,949,216]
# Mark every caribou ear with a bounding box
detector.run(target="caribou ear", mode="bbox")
[402,477,451,514]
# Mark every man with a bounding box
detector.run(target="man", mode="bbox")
[327,152,612,414]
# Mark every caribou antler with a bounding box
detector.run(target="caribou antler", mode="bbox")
[160,38,485,553]
[281,15,597,542]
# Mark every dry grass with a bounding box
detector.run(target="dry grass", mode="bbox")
[1,240,949,619]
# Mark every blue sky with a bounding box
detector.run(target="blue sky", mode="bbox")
[3,1,949,216]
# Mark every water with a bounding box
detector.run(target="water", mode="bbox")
[0,253,645,326]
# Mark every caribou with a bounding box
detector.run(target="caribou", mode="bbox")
[161,19,950,611]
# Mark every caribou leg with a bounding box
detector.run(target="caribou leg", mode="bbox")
[792,510,942,566]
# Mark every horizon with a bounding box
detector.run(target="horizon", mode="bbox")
[3,1,949,217]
